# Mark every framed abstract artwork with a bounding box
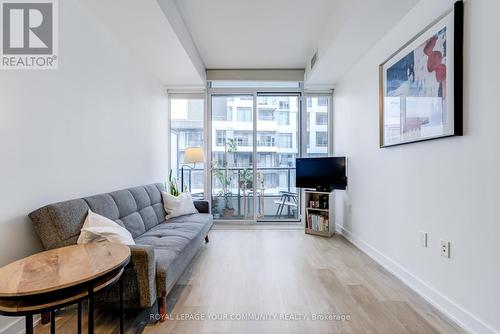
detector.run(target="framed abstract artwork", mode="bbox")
[379,1,463,147]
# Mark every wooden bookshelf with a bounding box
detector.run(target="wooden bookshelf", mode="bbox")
[303,190,335,237]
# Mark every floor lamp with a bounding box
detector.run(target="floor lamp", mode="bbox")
[181,147,204,193]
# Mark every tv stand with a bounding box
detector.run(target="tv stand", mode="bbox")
[303,189,335,237]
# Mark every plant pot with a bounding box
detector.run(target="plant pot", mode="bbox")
[223,208,235,217]
[239,180,253,190]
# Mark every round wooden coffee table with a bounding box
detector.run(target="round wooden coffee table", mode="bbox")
[0,242,131,334]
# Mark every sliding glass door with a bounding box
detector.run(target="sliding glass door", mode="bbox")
[256,94,299,221]
[210,93,300,222]
[170,90,332,223]
[211,95,255,220]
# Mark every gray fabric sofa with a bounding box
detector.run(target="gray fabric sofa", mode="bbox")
[29,183,212,317]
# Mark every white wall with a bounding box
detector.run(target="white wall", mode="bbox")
[333,0,500,333]
[0,0,168,332]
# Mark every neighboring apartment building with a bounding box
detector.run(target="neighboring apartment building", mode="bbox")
[171,96,330,200]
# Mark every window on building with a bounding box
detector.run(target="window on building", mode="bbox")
[212,152,225,166]
[279,100,290,109]
[257,153,275,166]
[277,111,290,125]
[316,131,328,147]
[261,171,279,189]
[278,133,293,148]
[318,96,328,106]
[259,109,274,121]
[236,107,252,122]
[170,96,205,197]
[258,96,270,105]
[212,97,233,121]
[316,112,328,125]
[213,106,227,121]
[234,152,252,167]
[216,130,226,146]
[278,153,295,167]
[305,95,331,156]
[234,131,252,147]
[258,132,275,147]
[186,130,203,147]
[190,170,204,193]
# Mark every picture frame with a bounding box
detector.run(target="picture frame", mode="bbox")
[379,1,463,148]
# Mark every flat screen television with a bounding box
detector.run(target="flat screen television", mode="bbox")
[295,157,347,191]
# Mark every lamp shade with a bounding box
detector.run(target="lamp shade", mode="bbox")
[184,147,204,164]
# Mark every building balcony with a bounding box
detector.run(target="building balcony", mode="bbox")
[180,166,299,220]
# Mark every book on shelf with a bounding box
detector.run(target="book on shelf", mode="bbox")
[307,213,329,232]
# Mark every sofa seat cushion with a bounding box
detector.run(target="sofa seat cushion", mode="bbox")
[133,213,213,294]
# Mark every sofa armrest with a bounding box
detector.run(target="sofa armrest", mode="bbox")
[194,200,210,214]
[129,244,157,308]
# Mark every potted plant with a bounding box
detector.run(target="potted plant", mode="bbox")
[239,168,253,190]
[212,197,221,219]
[168,170,181,196]
[212,161,235,217]
[211,138,237,217]
[220,192,235,217]
[238,169,265,190]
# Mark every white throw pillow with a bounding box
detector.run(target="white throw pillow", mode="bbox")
[77,210,135,245]
[161,192,198,220]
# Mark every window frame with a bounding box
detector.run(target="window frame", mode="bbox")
[302,92,334,157]
[200,86,334,224]
[167,91,207,197]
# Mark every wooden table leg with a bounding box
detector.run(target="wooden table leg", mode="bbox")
[119,278,124,334]
[88,286,94,334]
[50,310,56,334]
[77,301,82,334]
[25,315,33,334]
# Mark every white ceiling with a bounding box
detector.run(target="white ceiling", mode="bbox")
[176,0,419,86]
[80,0,204,87]
[81,0,419,87]
[305,0,420,86]
[176,0,339,69]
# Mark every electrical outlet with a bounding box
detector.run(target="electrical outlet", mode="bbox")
[440,240,451,258]
[419,231,428,248]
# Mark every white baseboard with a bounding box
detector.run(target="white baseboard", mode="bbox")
[337,226,498,334]
[0,316,40,334]
[213,223,302,230]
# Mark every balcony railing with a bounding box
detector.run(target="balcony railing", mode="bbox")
[180,166,298,219]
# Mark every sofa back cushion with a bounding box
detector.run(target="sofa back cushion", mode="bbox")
[29,183,166,250]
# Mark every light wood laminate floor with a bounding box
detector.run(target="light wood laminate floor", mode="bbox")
[35,230,465,334]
